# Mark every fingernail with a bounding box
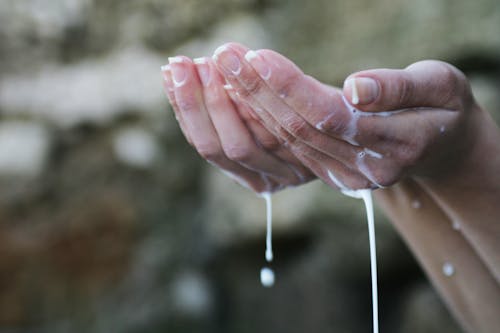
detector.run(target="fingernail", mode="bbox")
[213,46,241,75]
[161,66,175,94]
[194,57,210,86]
[160,64,170,73]
[160,64,171,81]
[169,57,187,87]
[245,50,271,80]
[344,77,379,105]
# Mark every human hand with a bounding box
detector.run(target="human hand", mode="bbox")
[210,42,476,191]
[161,55,315,194]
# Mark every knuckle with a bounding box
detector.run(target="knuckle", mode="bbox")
[240,75,263,97]
[258,136,281,151]
[350,175,373,190]
[276,77,297,99]
[321,113,349,136]
[371,170,399,188]
[205,89,224,106]
[224,145,253,163]
[410,60,472,108]
[439,62,472,108]
[395,141,421,167]
[177,96,199,113]
[275,125,296,144]
[197,143,223,162]
[398,74,415,106]
[285,116,310,140]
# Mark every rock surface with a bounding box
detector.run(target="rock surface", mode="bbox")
[1,0,497,332]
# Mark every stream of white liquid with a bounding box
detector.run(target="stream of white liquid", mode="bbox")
[333,187,378,333]
[257,189,378,333]
[357,190,379,333]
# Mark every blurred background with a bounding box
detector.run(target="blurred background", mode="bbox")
[0,0,499,332]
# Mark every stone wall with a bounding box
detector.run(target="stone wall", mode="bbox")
[0,0,498,332]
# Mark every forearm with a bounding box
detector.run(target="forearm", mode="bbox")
[416,106,500,281]
[374,107,500,333]
[375,179,500,333]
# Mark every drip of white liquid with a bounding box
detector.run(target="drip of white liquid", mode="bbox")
[359,190,379,333]
[342,190,379,333]
[263,192,273,262]
[260,192,275,287]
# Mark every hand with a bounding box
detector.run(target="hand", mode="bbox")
[210,42,476,191]
[161,55,315,194]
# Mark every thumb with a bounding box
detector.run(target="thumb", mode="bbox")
[343,60,472,112]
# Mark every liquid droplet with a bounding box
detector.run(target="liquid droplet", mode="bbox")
[260,267,275,287]
[442,262,455,277]
[411,200,421,209]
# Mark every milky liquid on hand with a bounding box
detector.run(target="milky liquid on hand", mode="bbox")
[260,192,275,287]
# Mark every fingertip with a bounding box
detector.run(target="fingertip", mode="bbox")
[244,49,271,80]
[160,64,170,73]
[213,42,248,61]
[194,57,211,86]
[343,76,380,106]
[168,55,193,87]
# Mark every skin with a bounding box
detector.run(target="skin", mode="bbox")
[162,42,500,332]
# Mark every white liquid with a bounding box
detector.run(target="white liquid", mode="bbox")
[262,192,273,261]
[260,267,275,287]
[358,190,379,333]
[442,262,455,277]
[260,192,275,287]
[411,200,421,209]
[326,171,379,333]
[351,78,360,104]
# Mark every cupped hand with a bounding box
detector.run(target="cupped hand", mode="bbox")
[161,55,315,194]
[209,42,475,191]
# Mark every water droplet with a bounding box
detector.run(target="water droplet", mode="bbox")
[411,200,421,209]
[442,262,455,277]
[452,220,461,230]
[440,125,446,134]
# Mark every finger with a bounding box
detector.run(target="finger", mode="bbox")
[161,65,194,146]
[342,60,471,111]
[213,43,362,167]
[229,96,316,183]
[194,56,302,186]
[356,107,462,182]
[224,83,261,123]
[240,47,370,147]
[224,86,282,149]
[214,44,434,189]
[288,142,374,190]
[168,56,271,193]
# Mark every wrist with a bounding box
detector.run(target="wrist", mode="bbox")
[415,104,500,192]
